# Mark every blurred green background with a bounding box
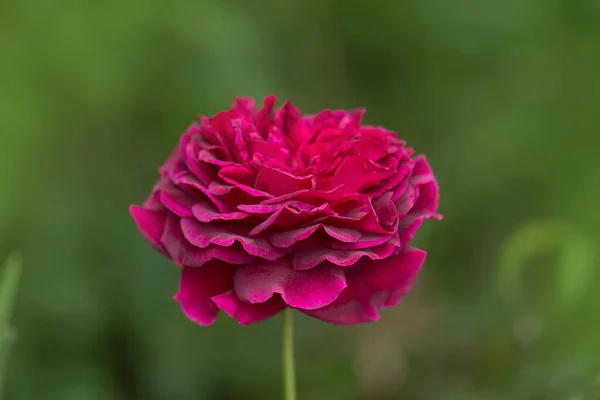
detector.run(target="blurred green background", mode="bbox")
[1,0,600,399]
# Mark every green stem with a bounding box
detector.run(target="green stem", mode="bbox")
[282,308,297,400]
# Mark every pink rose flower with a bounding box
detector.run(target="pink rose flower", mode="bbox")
[130,96,441,325]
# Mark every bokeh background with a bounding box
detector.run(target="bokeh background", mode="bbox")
[2,0,600,399]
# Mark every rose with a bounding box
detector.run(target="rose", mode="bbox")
[130,96,441,326]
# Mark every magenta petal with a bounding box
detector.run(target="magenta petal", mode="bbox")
[212,290,287,325]
[254,166,314,197]
[198,149,233,167]
[129,205,167,252]
[318,156,394,193]
[232,97,256,119]
[161,215,255,267]
[208,180,272,199]
[322,225,363,242]
[291,234,400,270]
[270,225,319,248]
[248,208,284,236]
[328,232,392,250]
[177,173,231,213]
[159,190,195,218]
[394,185,416,216]
[260,185,363,207]
[372,191,397,230]
[245,203,335,236]
[256,95,277,137]
[270,225,362,248]
[355,196,398,235]
[174,263,234,326]
[398,210,442,245]
[233,260,347,310]
[301,247,426,324]
[238,200,318,214]
[192,202,250,222]
[180,218,287,260]
[409,155,435,186]
[412,179,440,214]
[180,129,217,186]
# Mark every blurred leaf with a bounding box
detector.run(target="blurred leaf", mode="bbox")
[497,220,560,299]
[556,231,596,308]
[0,252,21,400]
[497,220,595,309]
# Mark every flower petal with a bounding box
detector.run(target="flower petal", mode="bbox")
[301,247,426,324]
[254,166,314,197]
[291,234,400,270]
[129,205,167,253]
[412,179,440,214]
[174,263,234,326]
[244,203,335,236]
[212,290,287,325]
[328,232,392,250]
[177,173,231,213]
[233,260,346,310]
[409,155,436,186]
[270,224,361,248]
[180,218,287,260]
[232,97,256,119]
[159,190,195,218]
[161,215,255,267]
[192,202,251,223]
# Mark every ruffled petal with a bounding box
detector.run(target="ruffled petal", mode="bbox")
[291,234,400,271]
[412,179,440,214]
[212,290,287,325]
[254,166,314,197]
[161,215,255,267]
[301,247,426,324]
[159,190,195,218]
[232,97,256,119]
[129,205,167,253]
[409,155,436,186]
[328,232,392,250]
[243,202,335,235]
[174,263,234,326]
[180,218,288,260]
[192,202,251,223]
[233,260,346,310]
[270,224,362,248]
[177,173,231,213]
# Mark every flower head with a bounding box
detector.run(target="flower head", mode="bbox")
[130,96,441,325]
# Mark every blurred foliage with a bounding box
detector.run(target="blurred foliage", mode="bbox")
[0,253,21,399]
[1,0,600,399]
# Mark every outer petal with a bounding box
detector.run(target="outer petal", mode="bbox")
[232,97,256,120]
[409,155,436,186]
[174,263,234,326]
[301,247,426,324]
[212,290,287,325]
[412,179,440,214]
[129,205,167,253]
[233,260,347,310]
